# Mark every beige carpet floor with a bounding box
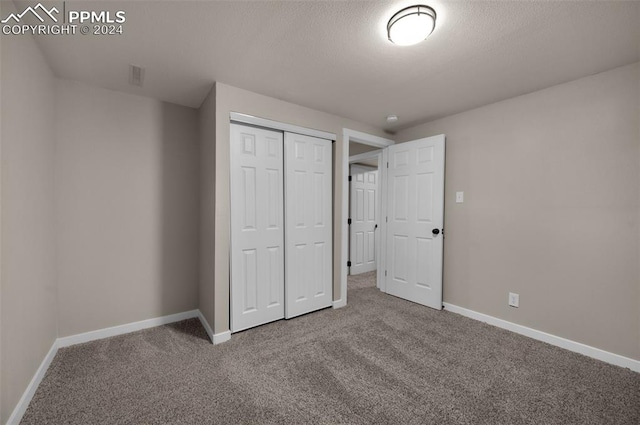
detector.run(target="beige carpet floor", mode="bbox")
[21,271,640,424]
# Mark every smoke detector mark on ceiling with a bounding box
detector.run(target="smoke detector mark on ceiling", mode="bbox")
[129,64,145,87]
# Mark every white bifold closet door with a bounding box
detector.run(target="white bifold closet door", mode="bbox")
[284,133,333,319]
[230,124,285,332]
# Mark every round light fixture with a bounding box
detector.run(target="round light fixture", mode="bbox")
[387,5,436,46]
[386,115,399,123]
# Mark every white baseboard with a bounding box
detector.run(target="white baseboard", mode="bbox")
[197,311,215,343]
[57,310,200,348]
[6,340,59,425]
[8,309,216,425]
[213,330,231,345]
[443,302,640,373]
[332,299,346,309]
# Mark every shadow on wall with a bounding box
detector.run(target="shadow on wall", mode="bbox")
[56,85,203,338]
[159,103,201,320]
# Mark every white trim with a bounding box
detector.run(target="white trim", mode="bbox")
[332,298,346,309]
[349,164,377,172]
[341,132,348,306]
[6,341,58,425]
[197,311,215,344]
[230,112,336,141]
[213,330,231,345]
[7,309,221,425]
[57,310,200,348]
[349,149,382,164]
[443,303,640,373]
[377,148,388,291]
[344,128,395,148]
[341,129,394,308]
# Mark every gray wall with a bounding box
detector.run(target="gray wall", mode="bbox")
[198,86,216,330]
[349,141,379,156]
[1,0,58,420]
[396,63,640,360]
[55,80,200,337]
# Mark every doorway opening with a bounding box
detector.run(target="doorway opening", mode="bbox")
[340,130,446,311]
[339,130,395,307]
[348,144,380,277]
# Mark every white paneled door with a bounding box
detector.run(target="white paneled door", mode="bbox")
[385,135,445,310]
[350,165,378,275]
[284,133,333,319]
[230,124,285,332]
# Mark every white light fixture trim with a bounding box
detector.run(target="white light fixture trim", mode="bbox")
[387,5,436,46]
[386,115,398,123]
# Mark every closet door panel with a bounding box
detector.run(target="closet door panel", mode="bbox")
[284,133,333,318]
[230,124,285,332]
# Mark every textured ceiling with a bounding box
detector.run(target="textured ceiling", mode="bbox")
[24,0,640,131]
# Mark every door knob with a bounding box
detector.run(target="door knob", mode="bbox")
[374,224,378,230]
[432,228,440,235]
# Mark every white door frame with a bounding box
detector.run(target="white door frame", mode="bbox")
[338,129,394,308]
[230,112,336,141]
[349,149,382,164]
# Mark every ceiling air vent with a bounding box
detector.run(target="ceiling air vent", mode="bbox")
[129,64,145,87]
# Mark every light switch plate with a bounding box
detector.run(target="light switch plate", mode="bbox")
[456,191,464,203]
[509,292,519,308]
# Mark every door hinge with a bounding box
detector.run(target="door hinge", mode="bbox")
[386,162,389,168]
[386,216,388,223]
[348,175,352,182]
[348,218,352,225]
[347,261,352,267]
[385,270,387,276]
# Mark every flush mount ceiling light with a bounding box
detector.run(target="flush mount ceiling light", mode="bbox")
[387,5,436,46]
